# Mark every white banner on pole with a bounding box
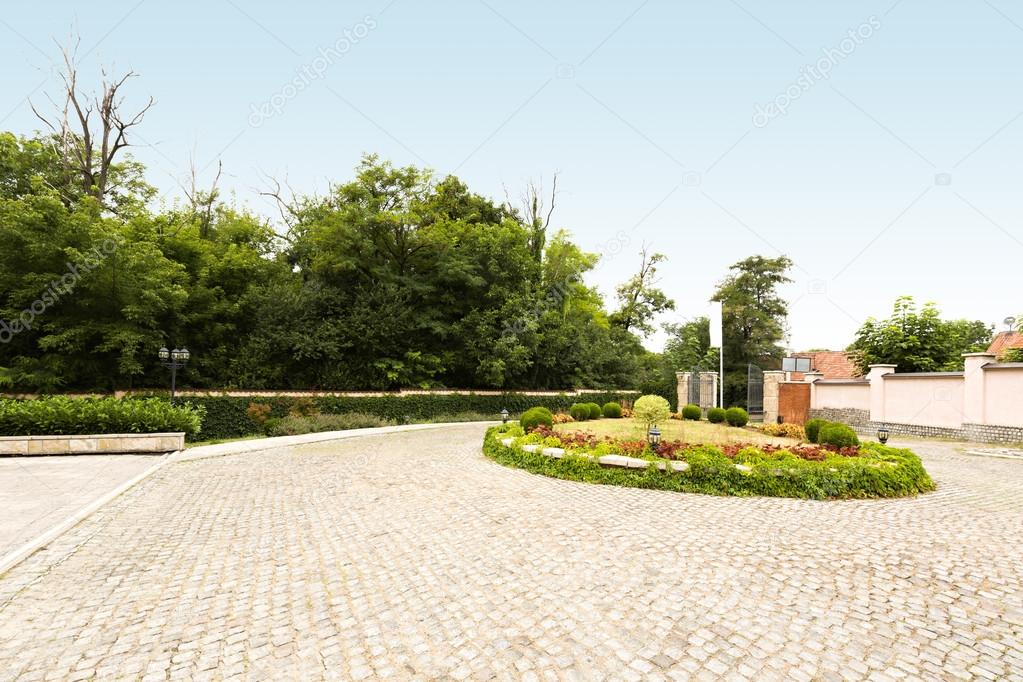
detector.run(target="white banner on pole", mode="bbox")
[709,301,723,348]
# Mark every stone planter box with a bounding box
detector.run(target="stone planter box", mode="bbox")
[0,433,185,456]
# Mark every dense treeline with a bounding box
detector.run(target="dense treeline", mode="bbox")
[0,133,667,393]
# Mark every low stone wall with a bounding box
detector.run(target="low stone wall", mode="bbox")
[809,408,870,428]
[810,409,1023,443]
[0,433,184,456]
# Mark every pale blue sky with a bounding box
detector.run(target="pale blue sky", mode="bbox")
[2,0,1021,352]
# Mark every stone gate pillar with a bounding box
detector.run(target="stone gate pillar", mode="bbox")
[763,371,785,424]
[699,371,719,410]
[676,371,690,410]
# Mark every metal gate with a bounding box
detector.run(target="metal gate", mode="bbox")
[685,368,701,405]
[747,363,764,418]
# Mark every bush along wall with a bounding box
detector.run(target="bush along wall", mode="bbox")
[182,392,638,441]
[0,397,204,439]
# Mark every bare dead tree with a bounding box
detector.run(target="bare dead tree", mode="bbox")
[183,158,223,239]
[504,173,559,263]
[30,37,154,208]
[257,173,306,240]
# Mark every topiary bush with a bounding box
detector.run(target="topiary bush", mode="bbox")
[707,407,726,424]
[725,407,749,427]
[633,395,671,426]
[520,406,554,432]
[681,404,702,421]
[602,402,623,418]
[586,402,603,420]
[818,422,860,449]
[804,418,826,444]
[569,403,590,421]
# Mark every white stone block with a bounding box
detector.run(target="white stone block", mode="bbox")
[541,447,565,458]
[500,438,515,447]
[521,444,539,453]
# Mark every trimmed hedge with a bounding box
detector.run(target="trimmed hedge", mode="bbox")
[804,418,826,444]
[602,402,623,419]
[707,407,726,424]
[0,396,204,439]
[520,407,554,432]
[483,426,935,500]
[681,404,702,421]
[586,403,602,420]
[176,392,635,441]
[819,422,860,448]
[725,407,749,427]
[569,403,591,421]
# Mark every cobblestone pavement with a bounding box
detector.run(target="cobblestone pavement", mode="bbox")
[0,426,1021,681]
[0,454,161,557]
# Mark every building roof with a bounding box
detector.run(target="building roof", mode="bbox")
[790,350,859,380]
[987,331,1023,358]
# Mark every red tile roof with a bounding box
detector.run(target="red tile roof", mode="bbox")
[988,331,1023,358]
[790,351,860,379]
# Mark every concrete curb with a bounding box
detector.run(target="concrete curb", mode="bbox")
[0,421,495,577]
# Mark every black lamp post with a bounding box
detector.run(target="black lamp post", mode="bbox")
[500,408,509,424]
[647,424,661,447]
[158,347,190,405]
[877,425,889,445]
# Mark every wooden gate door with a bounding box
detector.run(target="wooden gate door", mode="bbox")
[778,383,810,424]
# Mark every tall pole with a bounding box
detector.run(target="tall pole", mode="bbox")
[719,346,724,408]
[170,364,177,406]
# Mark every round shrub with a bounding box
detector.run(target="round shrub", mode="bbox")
[681,404,702,421]
[724,407,749,427]
[602,402,623,418]
[586,402,602,420]
[819,422,860,448]
[633,395,671,425]
[520,407,554,432]
[707,407,726,424]
[569,403,590,421]
[804,418,826,444]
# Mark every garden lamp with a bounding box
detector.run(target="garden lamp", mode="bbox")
[877,425,889,445]
[647,424,661,447]
[500,408,509,424]
[159,346,190,405]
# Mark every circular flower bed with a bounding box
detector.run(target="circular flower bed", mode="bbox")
[483,424,935,500]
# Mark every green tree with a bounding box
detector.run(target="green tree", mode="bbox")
[711,255,793,406]
[611,247,675,336]
[849,297,992,373]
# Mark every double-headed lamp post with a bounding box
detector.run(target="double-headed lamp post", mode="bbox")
[158,347,190,405]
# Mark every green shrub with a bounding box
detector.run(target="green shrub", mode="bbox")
[586,403,602,420]
[633,395,671,425]
[569,403,590,421]
[0,397,204,439]
[707,407,726,424]
[602,402,623,418]
[725,407,749,427]
[818,422,860,448]
[681,404,702,421]
[520,407,554,432]
[804,418,826,443]
[265,412,392,437]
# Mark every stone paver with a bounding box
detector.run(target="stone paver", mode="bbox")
[0,427,1021,680]
[0,454,161,557]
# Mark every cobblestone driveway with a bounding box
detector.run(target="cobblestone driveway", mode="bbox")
[0,426,1021,681]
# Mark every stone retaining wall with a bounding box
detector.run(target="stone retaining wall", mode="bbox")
[809,408,870,428]
[809,409,1023,443]
[0,433,185,456]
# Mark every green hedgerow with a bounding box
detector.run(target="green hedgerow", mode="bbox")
[602,402,623,418]
[569,403,590,421]
[265,412,392,437]
[0,396,204,439]
[586,402,602,420]
[633,395,671,426]
[725,407,749,427]
[707,407,726,424]
[818,422,860,448]
[681,404,702,421]
[520,406,554,432]
[804,418,827,443]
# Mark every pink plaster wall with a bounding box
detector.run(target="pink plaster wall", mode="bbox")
[983,367,1023,427]
[881,377,965,428]
[813,383,869,411]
